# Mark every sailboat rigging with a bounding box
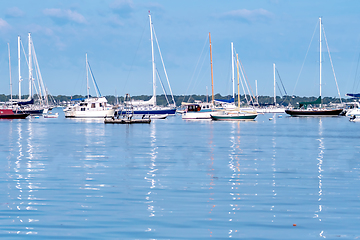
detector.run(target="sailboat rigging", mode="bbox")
[181,32,223,119]
[116,12,176,119]
[7,33,50,115]
[211,43,257,121]
[285,17,343,117]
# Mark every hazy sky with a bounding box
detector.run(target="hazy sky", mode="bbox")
[1,0,360,98]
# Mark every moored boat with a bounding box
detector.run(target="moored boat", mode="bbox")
[64,96,114,118]
[182,33,224,120]
[210,42,258,121]
[285,18,343,117]
[211,111,257,121]
[44,112,59,118]
[0,109,29,119]
[285,107,343,117]
[64,54,115,118]
[116,13,176,119]
[104,118,151,124]
[349,114,360,122]
[181,102,222,120]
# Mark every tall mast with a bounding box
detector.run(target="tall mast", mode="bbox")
[8,43,12,101]
[86,53,89,99]
[273,63,276,105]
[209,32,214,104]
[319,17,322,106]
[18,36,21,100]
[149,13,156,106]
[28,33,32,100]
[236,54,240,108]
[231,42,235,101]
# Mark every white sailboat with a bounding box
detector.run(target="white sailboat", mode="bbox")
[10,33,47,115]
[64,54,115,118]
[182,33,223,120]
[117,13,176,119]
[211,44,257,121]
[257,63,286,113]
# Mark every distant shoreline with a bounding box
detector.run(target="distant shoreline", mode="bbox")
[1,93,353,107]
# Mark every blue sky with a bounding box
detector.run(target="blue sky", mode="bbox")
[1,0,360,98]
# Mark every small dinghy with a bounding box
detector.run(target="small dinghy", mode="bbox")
[44,112,59,118]
[104,118,151,124]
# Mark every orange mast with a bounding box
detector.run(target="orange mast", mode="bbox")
[209,32,214,104]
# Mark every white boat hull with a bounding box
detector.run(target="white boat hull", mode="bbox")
[182,110,223,119]
[346,108,360,116]
[64,109,114,118]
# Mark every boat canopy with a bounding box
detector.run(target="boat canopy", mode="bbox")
[299,96,321,109]
[71,98,87,101]
[346,93,360,98]
[16,98,34,106]
[215,98,234,103]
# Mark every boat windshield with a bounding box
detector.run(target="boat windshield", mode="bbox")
[187,105,201,112]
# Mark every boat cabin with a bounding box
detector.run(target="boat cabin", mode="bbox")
[183,102,213,112]
[187,104,201,112]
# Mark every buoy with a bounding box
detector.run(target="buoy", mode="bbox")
[293,224,297,227]
[269,118,273,121]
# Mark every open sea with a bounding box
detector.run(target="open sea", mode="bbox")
[1,108,360,239]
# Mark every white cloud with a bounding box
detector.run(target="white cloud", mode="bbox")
[43,8,87,24]
[6,7,25,18]
[0,18,10,30]
[219,9,274,23]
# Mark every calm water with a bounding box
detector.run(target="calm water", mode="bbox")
[1,109,360,239]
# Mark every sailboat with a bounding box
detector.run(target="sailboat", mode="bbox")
[9,33,46,115]
[64,54,115,118]
[0,42,30,119]
[117,13,176,119]
[257,63,286,113]
[285,18,343,117]
[211,43,257,121]
[182,33,223,119]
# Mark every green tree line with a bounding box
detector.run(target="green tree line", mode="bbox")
[0,93,354,107]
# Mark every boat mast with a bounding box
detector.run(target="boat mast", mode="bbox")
[28,33,32,100]
[149,12,156,106]
[231,42,235,101]
[209,32,214,104]
[319,17,322,107]
[8,43,12,101]
[86,53,89,99]
[273,63,276,106]
[236,53,240,108]
[18,36,21,100]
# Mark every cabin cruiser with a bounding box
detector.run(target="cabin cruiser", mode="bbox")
[181,101,223,119]
[64,97,114,118]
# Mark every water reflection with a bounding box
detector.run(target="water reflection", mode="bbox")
[144,122,158,234]
[315,118,325,238]
[228,121,241,238]
[270,134,277,223]
[80,122,107,210]
[207,122,215,238]
[8,120,40,235]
